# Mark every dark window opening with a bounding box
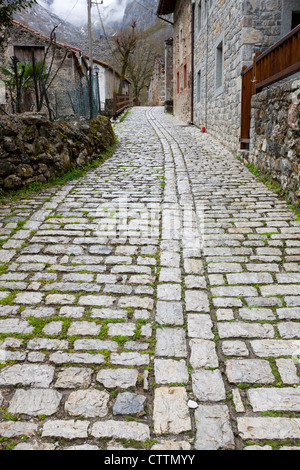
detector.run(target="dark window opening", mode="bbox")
[197,70,201,103]
[216,40,224,91]
[292,12,300,29]
[183,63,187,91]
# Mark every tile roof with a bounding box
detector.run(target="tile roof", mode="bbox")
[11,20,131,83]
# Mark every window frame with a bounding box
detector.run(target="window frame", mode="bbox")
[183,61,188,92]
[196,68,202,105]
[176,69,180,96]
[215,33,225,96]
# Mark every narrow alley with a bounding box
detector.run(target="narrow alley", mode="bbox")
[0,107,300,451]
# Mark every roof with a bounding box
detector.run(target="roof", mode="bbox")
[11,20,131,84]
[157,0,177,15]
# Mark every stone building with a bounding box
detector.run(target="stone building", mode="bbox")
[148,56,166,106]
[148,40,174,113]
[164,37,174,113]
[0,21,130,118]
[157,0,300,152]
[158,0,192,122]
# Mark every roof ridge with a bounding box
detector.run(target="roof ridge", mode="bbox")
[11,19,131,83]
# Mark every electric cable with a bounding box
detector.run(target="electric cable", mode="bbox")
[56,0,81,27]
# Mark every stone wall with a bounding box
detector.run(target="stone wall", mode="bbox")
[248,77,300,205]
[165,38,174,114]
[0,113,115,191]
[148,56,165,107]
[193,0,284,152]
[173,0,192,123]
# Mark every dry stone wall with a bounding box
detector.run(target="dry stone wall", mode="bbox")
[0,113,115,191]
[248,77,300,205]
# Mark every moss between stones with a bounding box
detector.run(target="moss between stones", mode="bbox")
[0,113,117,198]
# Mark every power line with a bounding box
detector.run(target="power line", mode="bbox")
[95,1,119,91]
[95,1,116,58]
[56,0,81,27]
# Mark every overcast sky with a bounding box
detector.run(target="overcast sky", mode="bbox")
[38,0,129,26]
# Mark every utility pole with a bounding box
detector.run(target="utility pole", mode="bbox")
[87,0,93,119]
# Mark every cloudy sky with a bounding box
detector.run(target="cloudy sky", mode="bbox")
[38,0,129,26]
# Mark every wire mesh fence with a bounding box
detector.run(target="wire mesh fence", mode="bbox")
[51,76,104,121]
[0,75,106,121]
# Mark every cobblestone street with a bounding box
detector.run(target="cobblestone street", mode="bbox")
[0,106,300,451]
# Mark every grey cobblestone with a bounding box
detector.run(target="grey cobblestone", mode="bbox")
[1,107,300,450]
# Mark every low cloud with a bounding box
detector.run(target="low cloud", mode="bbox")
[38,0,130,26]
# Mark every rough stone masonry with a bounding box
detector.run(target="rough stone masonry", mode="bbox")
[0,113,115,191]
[0,107,299,451]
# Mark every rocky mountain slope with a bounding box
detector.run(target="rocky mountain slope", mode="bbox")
[13,1,114,63]
[12,0,172,74]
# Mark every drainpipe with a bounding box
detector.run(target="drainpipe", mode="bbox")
[164,41,168,109]
[205,3,208,129]
[190,0,195,125]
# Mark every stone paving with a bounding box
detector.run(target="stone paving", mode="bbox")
[0,106,300,451]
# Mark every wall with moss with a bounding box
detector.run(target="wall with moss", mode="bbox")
[247,77,300,206]
[0,113,115,191]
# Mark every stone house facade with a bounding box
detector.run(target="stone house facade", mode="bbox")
[148,56,166,106]
[158,0,300,152]
[173,0,192,122]
[0,21,130,118]
[164,38,174,113]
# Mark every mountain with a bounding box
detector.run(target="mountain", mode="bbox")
[13,1,115,63]
[12,0,172,67]
[122,0,160,29]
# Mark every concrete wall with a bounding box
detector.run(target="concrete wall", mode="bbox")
[248,77,300,205]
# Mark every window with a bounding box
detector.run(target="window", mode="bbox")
[204,0,208,20]
[183,62,188,91]
[197,70,201,103]
[14,46,45,62]
[292,11,300,29]
[179,27,184,63]
[197,1,202,32]
[282,1,300,35]
[177,70,180,95]
[215,38,224,93]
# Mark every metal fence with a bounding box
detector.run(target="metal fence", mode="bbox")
[51,76,104,121]
[0,75,106,121]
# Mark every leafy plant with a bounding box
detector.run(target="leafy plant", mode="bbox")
[0,1,37,31]
[0,58,46,113]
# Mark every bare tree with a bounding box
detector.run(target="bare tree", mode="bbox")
[128,34,161,104]
[114,21,138,94]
